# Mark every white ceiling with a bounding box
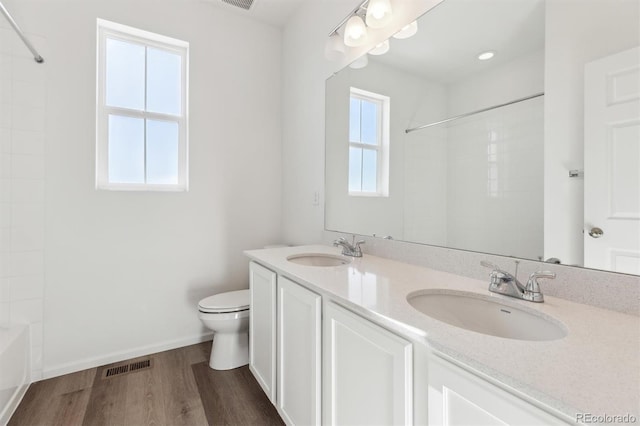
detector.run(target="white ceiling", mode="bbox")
[203,0,307,27]
[372,0,545,84]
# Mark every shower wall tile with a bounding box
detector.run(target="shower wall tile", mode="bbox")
[11,105,45,132]
[0,302,9,327]
[0,203,9,228]
[10,298,43,323]
[13,80,45,108]
[11,179,44,204]
[9,251,44,276]
[0,149,9,178]
[11,154,44,179]
[9,275,44,301]
[0,102,11,129]
[11,225,44,251]
[0,128,10,153]
[0,179,10,204]
[0,277,8,302]
[0,26,46,380]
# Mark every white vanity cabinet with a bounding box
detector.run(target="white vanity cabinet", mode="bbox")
[323,301,414,426]
[249,261,277,403]
[428,353,570,426]
[249,262,321,425]
[277,276,322,426]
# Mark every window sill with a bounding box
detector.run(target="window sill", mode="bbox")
[96,183,188,192]
[348,191,389,198]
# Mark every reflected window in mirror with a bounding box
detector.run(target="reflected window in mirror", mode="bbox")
[348,87,390,197]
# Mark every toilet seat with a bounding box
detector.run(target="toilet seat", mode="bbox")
[198,289,250,314]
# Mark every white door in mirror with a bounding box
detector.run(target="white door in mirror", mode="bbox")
[584,46,640,274]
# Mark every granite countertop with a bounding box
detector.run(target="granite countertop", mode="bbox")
[245,245,640,423]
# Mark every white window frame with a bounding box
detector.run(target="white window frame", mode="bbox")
[96,19,189,191]
[348,87,390,197]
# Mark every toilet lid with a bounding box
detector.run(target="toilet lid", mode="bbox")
[198,289,250,313]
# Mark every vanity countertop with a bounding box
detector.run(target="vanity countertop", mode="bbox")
[245,245,640,423]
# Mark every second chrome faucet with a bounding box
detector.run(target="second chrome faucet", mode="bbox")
[481,260,555,303]
[333,236,365,257]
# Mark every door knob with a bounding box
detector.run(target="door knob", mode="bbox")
[588,227,604,238]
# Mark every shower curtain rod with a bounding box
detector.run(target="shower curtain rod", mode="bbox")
[405,92,544,134]
[0,0,43,63]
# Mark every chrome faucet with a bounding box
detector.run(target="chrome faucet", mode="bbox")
[481,261,555,303]
[333,236,365,257]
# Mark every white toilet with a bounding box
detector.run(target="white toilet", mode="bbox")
[198,289,250,370]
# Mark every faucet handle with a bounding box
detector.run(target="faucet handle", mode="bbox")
[353,240,365,256]
[333,237,347,246]
[524,271,555,302]
[480,261,510,278]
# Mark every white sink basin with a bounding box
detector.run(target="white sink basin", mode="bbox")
[287,253,351,267]
[407,290,567,341]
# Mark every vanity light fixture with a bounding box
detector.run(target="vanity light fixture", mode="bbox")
[366,0,393,28]
[478,50,496,60]
[325,0,399,61]
[369,39,390,55]
[392,20,418,39]
[344,15,368,47]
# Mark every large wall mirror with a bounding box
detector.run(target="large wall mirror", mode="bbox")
[325,0,640,275]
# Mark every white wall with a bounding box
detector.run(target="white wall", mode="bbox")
[0,20,46,378]
[2,0,283,378]
[544,0,640,266]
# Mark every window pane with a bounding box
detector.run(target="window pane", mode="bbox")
[106,38,145,110]
[349,147,362,192]
[349,97,361,142]
[361,100,378,145]
[362,148,377,192]
[108,115,144,183]
[147,120,179,184]
[147,47,181,115]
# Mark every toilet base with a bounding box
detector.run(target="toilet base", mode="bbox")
[209,331,249,370]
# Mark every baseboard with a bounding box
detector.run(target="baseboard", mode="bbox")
[0,382,29,426]
[42,332,213,380]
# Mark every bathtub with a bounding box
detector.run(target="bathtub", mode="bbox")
[0,325,30,425]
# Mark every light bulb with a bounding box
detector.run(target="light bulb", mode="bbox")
[344,15,368,47]
[392,20,418,39]
[369,40,390,56]
[366,0,393,29]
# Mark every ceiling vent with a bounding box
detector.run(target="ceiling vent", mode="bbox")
[221,0,254,10]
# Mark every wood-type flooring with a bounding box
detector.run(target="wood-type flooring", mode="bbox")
[9,342,284,426]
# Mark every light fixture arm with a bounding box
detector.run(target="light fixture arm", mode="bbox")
[328,0,369,36]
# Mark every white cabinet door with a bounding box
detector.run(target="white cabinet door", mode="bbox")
[428,353,571,426]
[277,276,321,426]
[249,261,277,403]
[323,302,413,426]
